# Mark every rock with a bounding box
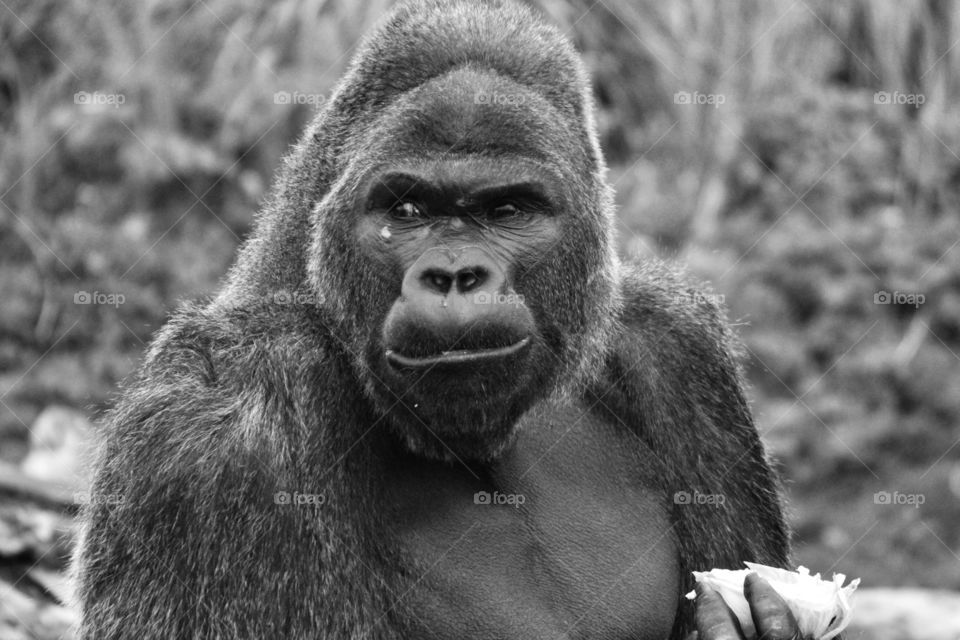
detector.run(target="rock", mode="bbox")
[20,406,94,490]
[846,588,960,640]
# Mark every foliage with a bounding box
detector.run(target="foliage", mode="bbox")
[1,0,959,589]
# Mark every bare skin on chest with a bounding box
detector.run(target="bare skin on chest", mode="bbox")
[386,399,680,639]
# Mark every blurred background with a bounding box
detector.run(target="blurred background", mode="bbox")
[1,0,959,637]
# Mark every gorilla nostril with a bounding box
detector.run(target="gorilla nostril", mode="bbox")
[457,267,488,293]
[422,269,453,294]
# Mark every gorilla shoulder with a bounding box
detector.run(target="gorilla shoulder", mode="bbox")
[98,301,348,465]
[617,260,735,341]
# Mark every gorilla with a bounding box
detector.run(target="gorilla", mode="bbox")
[74,1,802,638]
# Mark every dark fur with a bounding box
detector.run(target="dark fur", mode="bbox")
[73,1,789,638]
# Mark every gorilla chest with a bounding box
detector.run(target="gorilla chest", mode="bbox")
[384,401,679,639]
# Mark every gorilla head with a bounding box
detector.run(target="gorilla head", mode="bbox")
[223,0,621,461]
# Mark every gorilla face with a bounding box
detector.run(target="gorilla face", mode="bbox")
[310,69,618,461]
[360,158,561,459]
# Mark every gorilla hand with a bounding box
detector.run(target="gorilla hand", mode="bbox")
[694,573,811,640]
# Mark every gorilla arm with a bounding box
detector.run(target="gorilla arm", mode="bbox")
[590,262,791,639]
[72,305,395,640]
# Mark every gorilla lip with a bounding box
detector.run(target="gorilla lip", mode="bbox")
[385,337,530,369]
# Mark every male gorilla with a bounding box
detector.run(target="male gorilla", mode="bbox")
[75,1,799,638]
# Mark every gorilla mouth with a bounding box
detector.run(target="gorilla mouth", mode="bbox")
[385,337,530,370]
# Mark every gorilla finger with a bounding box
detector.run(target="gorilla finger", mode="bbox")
[695,584,746,640]
[744,573,803,640]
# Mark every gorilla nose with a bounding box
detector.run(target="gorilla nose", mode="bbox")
[420,266,490,295]
[402,246,505,303]
[410,251,501,299]
[383,246,534,369]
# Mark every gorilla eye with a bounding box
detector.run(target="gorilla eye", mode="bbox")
[390,201,425,219]
[491,203,520,217]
